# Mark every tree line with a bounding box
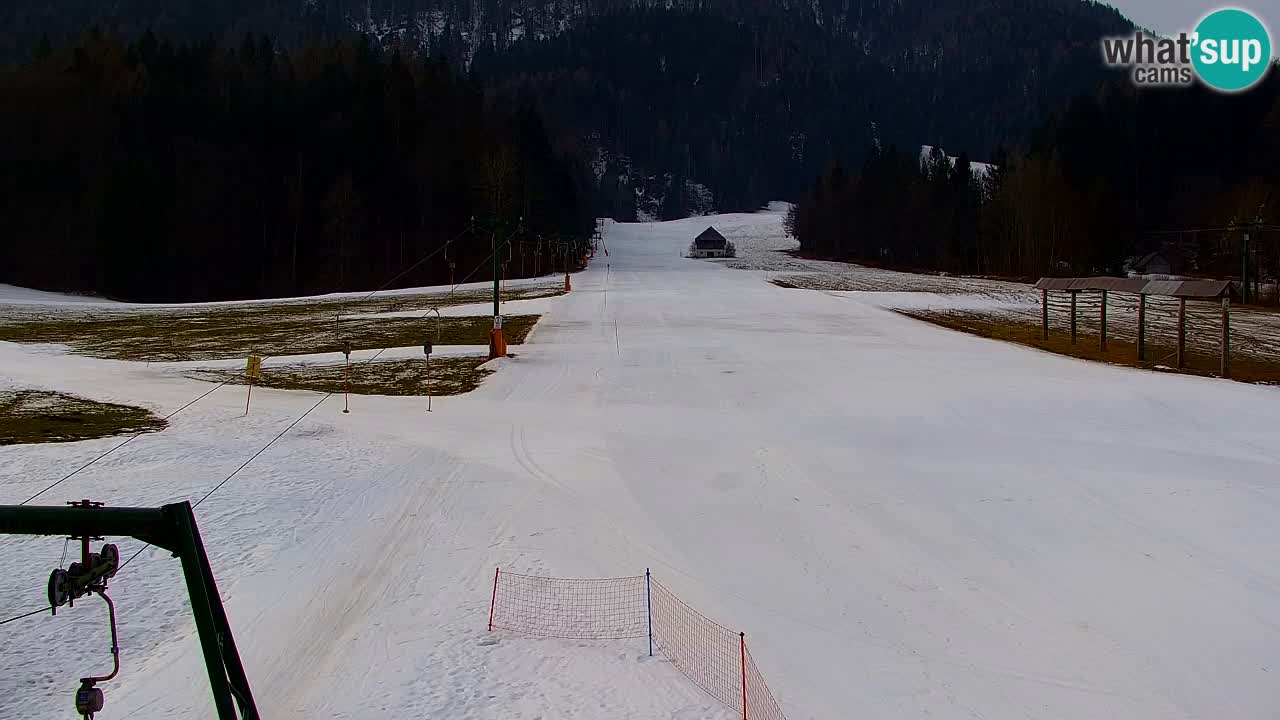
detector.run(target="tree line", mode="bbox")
[787,72,1280,287]
[0,31,594,302]
[474,3,1129,219]
[2,1,1138,227]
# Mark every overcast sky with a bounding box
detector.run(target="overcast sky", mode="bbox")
[1104,1,1277,58]
[1105,1,1272,36]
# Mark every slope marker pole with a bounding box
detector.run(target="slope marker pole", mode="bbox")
[646,568,653,657]
[488,567,499,631]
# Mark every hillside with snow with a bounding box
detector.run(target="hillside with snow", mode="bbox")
[4,208,1280,719]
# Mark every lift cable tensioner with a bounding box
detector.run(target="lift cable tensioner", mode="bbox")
[0,500,259,720]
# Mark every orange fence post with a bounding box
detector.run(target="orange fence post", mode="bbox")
[484,569,787,718]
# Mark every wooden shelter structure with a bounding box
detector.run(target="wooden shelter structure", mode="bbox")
[1034,277,1236,376]
[689,227,734,258]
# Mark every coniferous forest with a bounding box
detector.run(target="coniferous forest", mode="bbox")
[1,0,1277,301]
[473,4,1130,219]
[0,32,593,301]
[788,73,1280,285]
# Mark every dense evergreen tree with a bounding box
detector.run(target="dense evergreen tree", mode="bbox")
[1,1,1138,218]
[0,31,592,301]
[472,3,1129,215]
[791,72,1280,284]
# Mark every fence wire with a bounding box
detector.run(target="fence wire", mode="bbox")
[489,569,787,719]
[649,577,745,716]
[488,568,650,635]
[489,571,648,640]
[743,643,787,720]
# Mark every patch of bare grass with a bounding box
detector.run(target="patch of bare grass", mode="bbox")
[0,308,540,362]
[0,390,167,445]
[186,356,492,397]
[903,310,1280,384]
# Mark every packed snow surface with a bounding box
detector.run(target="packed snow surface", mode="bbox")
[4,207,1280,719]
[0,284,118,305]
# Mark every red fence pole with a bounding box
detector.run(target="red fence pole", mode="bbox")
[740,631,748,720]
[488,567,499,631]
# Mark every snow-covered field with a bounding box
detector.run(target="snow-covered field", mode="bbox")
[723,204,1280,363]
[4,207,1280,720]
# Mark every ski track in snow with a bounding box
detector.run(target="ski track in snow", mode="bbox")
[3,206,1280,719]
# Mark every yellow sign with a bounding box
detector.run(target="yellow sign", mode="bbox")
[246,355,263,380]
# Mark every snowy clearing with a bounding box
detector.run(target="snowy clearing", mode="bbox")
[0,284,118,305]
[727,204,1280,366]
[4,208,1280,720]
[0,277,560,310]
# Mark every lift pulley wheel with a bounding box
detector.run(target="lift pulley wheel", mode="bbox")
[100,544,119,578]
[48,568,70,611]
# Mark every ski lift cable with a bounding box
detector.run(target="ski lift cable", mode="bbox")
[354,220,476,303]
[18,380,233,507]
[18,221,484,508]
[334,220,477,340]
[0,605,50,627]
[4,223,499,626]
[17,223,528,522]
[3,283,469,629]
[2,388,326,629]
[192,392,333,511]
[191,270,481,518]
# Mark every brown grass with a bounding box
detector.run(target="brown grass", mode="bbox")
[0,282,560,362]
[0,390,167,445]
[0,307,541,363]
[186,356,493,397]
[903,310,1280,385]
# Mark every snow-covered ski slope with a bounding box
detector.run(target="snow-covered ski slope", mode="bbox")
[4,207,1280,719]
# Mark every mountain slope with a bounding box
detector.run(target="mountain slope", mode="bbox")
[1,0,1135,214]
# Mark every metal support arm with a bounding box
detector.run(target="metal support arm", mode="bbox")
[0,501,259,720]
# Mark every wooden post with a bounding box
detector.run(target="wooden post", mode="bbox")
[1242,232,1250,304]
[1137,294,1146,361]
[1221,297,1230,378]
[244,355,262,415]
[1041,288,1049,340]
[1069,291,1078,345]
[1177,297,1186,369]
[1099,290,1108,351]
